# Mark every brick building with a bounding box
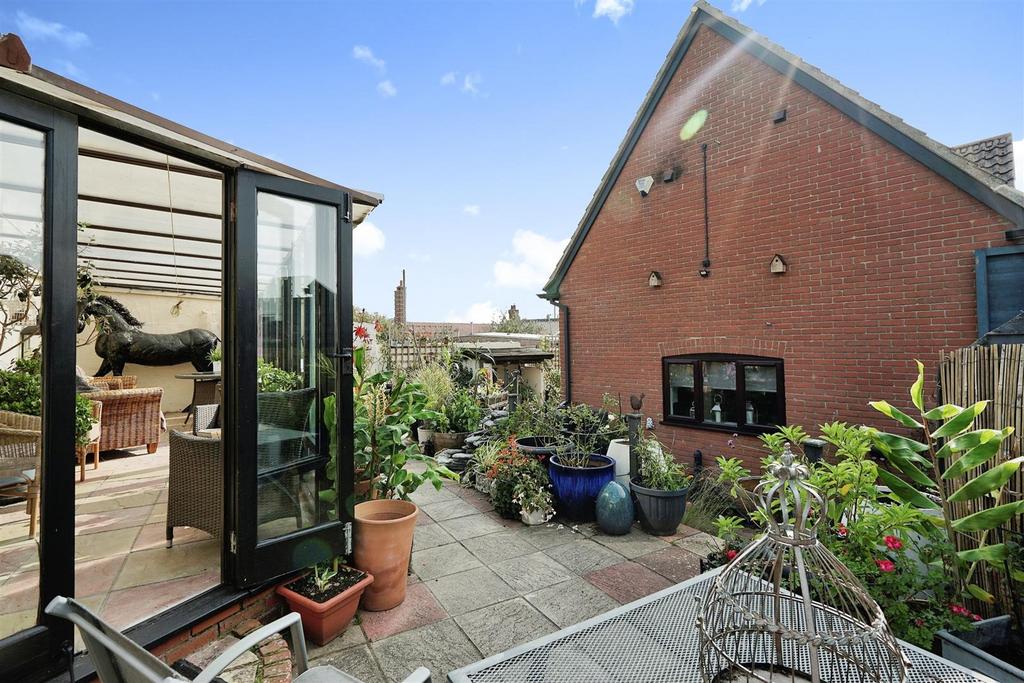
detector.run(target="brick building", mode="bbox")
[540,1,1024,470]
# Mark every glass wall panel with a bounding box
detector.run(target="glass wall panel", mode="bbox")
[0,119,45,638]
[255,191,337,541]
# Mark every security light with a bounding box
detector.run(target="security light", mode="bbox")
[635,176,654,197]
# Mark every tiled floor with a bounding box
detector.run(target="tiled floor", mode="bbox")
[306,476,725,683]
[0,440,220,642]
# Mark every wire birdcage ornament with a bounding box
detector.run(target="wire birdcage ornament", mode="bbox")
[696,443,908,683]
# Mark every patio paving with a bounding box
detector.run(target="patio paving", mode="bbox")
[308,475,713,682]
[0,436,220,643]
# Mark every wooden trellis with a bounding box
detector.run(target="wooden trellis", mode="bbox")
[939,344,1024,615]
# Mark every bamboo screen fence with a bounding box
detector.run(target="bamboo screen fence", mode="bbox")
[939,344,1024,615]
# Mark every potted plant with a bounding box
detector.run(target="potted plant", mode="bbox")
[0,356,97,448]
[207,344,221,373]
[514,471,554,526]
[276,559,373,646]
[349,348,456,611]
[433,387,482,450]
[467,439,502,494]
[630,431,692,535]
[548,403,616,523]
[506,399,562,460]
[411,361,454,447]
[701,515,748,572]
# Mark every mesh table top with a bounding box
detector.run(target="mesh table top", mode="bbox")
[447,570,995,683]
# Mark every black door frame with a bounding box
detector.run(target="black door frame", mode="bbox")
[229,169,354,586]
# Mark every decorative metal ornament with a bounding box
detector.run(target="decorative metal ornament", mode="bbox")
[696,443,908,683]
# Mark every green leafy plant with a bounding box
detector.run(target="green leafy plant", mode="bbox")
[411,361,455,423]
[207,345,222,363]
[0,356,96,446]
[636,432,692,491]
[714,514,745,545]
[867,360,1018,605]
[716,455,752,499]
[311,560,339,594]
[557,403,623,467]
[488,437,545,519]
[436,387,483,434]
[256,358,301,393]
[513,469,554,519]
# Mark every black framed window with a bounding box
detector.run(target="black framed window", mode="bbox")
[662,354,785,434]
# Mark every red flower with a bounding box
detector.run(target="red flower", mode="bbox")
[950,604,970,617]
[914,618,924,627]
[354,325,370,339]
[884,535,903,551]
[837,524,848,538]
[875,559,896,573]
[971,613,983,622]
[725,549,738,561]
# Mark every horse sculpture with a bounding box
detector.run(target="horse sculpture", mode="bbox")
[78,295,219,376]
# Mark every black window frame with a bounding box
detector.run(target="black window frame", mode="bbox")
[661,353,785,435]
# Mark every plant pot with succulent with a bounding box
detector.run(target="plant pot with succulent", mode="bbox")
[348,348,457,611]
[207,344,222,373]
[433,387,482,450]
[276,559,373,646]
[630,431,692,535]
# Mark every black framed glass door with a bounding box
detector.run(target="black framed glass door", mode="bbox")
[228,170,352,586]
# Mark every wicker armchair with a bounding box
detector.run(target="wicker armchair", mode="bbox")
[87,375,138,391]
[86,387,163,453]
[0,411,41,537]
[167,429,222,547]
[75,401,103,482]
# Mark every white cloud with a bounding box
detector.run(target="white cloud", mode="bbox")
[352,45,386,72]
[353,221,385,257]
[440,72,457,86]
[15,11,90,48]
[462,204,481,216]
[445,301,500,324]
[1015,139,1024,191]
[376,80,397,97]
[731,0,767,12]
[462,72,482,95]
[493,230,570,289]
[593,0,635,24]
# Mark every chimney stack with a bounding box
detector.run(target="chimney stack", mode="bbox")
[508,304,520,321]
[394,270,407,326]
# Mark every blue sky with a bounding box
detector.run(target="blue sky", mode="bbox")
[7,0,1023,322]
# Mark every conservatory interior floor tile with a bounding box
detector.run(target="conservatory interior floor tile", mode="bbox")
[306,474,716,682]
[0,435,220,643]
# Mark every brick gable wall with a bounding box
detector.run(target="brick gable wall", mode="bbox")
[558,25,1013,469]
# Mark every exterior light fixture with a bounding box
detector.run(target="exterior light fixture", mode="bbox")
[662,168,677,183]
[635,175,654,197]
[648,271,663,288]
[769,254,788,274]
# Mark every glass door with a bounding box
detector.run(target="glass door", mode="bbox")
[228,170,352,586]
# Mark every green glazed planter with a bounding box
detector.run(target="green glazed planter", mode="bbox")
[595,480,634,535]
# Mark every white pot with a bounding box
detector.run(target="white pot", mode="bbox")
[417,427,434,445]
[606,439,631,481]
[520,508,548,526]
[211,360,221,373]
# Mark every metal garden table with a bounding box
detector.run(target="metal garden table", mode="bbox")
[447,570,995,683]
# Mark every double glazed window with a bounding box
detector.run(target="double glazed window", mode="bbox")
[662,354,784,433]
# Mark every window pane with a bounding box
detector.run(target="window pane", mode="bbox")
[702,361,737,425]
[256,192,337,541]
[744,364,779,426]
[667,363,696,418]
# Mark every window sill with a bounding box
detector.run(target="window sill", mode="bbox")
[659,418,774,437]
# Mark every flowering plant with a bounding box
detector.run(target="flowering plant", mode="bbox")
[513,474,554,519]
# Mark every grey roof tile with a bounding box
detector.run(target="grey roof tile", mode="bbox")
[952,133,1015,185]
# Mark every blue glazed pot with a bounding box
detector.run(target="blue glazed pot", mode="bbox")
[549,454,615,523]
[595,480,634,535]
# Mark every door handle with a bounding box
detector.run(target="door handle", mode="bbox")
[328,348,354,375]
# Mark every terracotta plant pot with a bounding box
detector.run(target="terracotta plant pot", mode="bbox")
[276,568,373,646]
[433,431,469,450]
[353,499,418,611]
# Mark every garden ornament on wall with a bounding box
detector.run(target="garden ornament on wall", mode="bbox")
[77,295,219,376]
[697,443,907,683]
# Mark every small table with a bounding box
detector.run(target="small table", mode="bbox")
[447,569,994,683]
[175,372,221,423]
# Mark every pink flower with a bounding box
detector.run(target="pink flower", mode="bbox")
[837,524,848,538]
[725,549,738,561]
[884,535,903,551]
[950,604,970,617]
[875,559,896,573]
[914,618,924,627]
[971,613,983,622]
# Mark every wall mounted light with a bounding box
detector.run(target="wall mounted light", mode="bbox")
[772,109,787,124]
[662,168,678,183]
[635,175,654,197]
[648,271,663,288]
[769,254,788,274]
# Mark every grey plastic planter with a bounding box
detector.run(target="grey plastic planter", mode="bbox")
[630,480,688,536]
[936,615,1024,683]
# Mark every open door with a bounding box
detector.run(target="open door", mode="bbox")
[227,169,353,586]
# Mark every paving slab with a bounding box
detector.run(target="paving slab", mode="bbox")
[413,523,455,552]
[359,583,447,641]
[461,531,538,565]
[306,620,366,659]
[490,552,574,594]
[674,532,725,558]
[634,545,703,583]
[408,483,458,507]
[411,542,481,581]
[372,619,482,682]
[585,560,672,604]
[424,566,517,616]
[524,577,619,628]
[419,499,479,522]
[454,598,559,658]
[591,526,671,559]
[312,643,385,683]
[517,522,581,550]
[542,539,623,575]
[437,513,506,541]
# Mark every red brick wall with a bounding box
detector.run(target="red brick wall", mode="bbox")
[559,25,1013,470]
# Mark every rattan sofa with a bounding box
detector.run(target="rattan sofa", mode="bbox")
[86,387,163,453]
[0,410,41,537]
[86,375,138,391]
